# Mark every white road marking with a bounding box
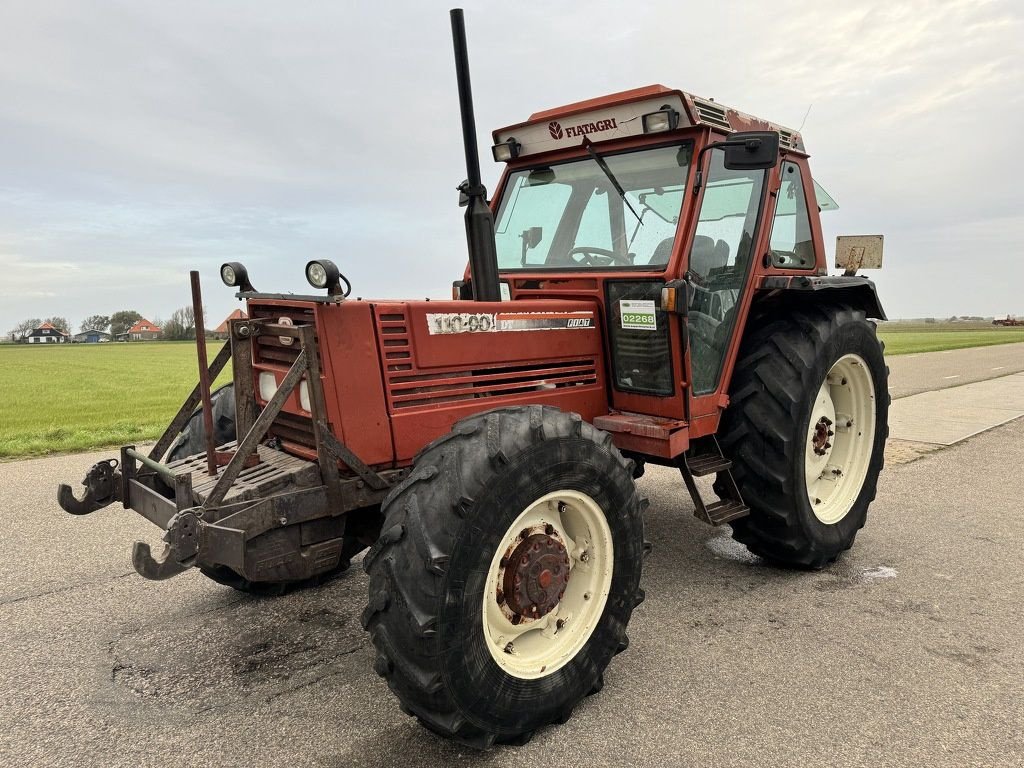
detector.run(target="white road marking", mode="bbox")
[943,375,960,379]
[992,366,1005,371]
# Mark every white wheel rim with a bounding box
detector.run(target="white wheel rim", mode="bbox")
[804,353,877,524]
[482,490,613,680]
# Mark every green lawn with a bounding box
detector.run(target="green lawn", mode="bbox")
[0,342,229,459]
[876,324,1024,355]
[1,323,1022,459]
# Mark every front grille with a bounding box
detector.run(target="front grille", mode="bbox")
[248,305,317,368]
[247,303,319,454]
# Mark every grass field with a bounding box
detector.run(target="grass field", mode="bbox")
[0,342,229,459]
[876,323,1024,355]
[1,323,1022,459]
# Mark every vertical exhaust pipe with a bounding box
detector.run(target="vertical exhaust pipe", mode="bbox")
[450,8,501,302]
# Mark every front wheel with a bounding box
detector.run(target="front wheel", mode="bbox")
[361,406,645,748]
[716,304,889,568]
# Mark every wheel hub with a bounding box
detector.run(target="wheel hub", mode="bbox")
[811,416,834,456]
[502,533,569,619]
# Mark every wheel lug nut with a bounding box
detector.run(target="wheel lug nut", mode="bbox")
[504,642,514,654]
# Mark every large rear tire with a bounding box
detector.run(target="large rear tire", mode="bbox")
[166,384,237,464]
[716,303,889,568]
[361,405,645,748]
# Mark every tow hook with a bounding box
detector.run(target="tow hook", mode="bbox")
[131,509,202,581]
[57,459,121,515]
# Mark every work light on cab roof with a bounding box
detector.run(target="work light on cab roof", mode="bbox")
[58,7,890,752]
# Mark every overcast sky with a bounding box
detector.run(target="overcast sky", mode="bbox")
[1,0,1021,333]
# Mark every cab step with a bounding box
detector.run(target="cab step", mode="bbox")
[684,453,732,477]
[703,499,750,525]
[678,437,749,526]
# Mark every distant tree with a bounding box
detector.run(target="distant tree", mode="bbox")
[162,306,196,340]
[44,316,71,335]
[80,314,111,333]
[110,310,143,337]
[9,318,41,340]
[924,317,937,324]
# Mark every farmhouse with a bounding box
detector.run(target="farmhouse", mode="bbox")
[73,329,112,344]
[25,322,69,344]
[126,319,162,341]
[213,309,247,339]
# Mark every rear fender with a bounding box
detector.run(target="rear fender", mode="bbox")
[758,275,886,320]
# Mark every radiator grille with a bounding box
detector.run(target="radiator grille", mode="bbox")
[376,309,598,410]
[248,305,317,368]
[247,303,319,453]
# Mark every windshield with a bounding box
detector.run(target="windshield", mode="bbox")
[494,144,692,270]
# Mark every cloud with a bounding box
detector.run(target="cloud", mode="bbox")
[0,0,1021,333]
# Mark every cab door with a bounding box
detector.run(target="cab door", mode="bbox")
[684,147,770,423]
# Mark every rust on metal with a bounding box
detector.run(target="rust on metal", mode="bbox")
[189,270,217,476]
[501,533,570,620]
[812,416,834,456]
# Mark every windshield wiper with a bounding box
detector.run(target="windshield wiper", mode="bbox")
[582,137,642,225]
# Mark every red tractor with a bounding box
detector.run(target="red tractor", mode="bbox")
[59,10,888,749]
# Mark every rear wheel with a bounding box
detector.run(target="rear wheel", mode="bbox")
[166,384,236,463]
[361,406,645,748]
[716,304,889,568]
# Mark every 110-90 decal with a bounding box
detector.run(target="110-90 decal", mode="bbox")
[426,311,594,335]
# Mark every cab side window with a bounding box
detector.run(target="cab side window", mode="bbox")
[769,161,814,269]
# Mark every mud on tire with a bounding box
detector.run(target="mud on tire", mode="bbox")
[716,303,889,568]
[361,405,646,748]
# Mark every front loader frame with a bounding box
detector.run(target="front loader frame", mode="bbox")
[60,317,404,582]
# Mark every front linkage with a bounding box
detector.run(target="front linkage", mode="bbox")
[57,317,401,585]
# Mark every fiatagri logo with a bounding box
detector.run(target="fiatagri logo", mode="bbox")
[548,117,618,141]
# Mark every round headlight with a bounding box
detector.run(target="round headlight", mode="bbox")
[220,261,253,291]
[306,261,329,289]
[304,259,351,297]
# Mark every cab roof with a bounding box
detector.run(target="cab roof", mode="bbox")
[493,84,805,158]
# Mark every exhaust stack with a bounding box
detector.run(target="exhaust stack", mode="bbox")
[450,8,501,302]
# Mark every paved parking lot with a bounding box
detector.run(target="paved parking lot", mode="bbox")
[1,353,1022,767]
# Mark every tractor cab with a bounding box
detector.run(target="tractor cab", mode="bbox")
[471,85,867,457]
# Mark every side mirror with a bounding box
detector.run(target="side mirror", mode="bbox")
[722,131,780,171]
[522,226,543,250]
[520,226,543,266]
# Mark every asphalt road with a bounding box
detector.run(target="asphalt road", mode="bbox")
[886,341,1024,399]
[2,354,1023,767]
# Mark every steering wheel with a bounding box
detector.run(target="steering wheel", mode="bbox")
[567,246,632,267]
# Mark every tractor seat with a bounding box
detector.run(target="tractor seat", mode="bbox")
[650,236,675,266]
[689,235,717,276]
